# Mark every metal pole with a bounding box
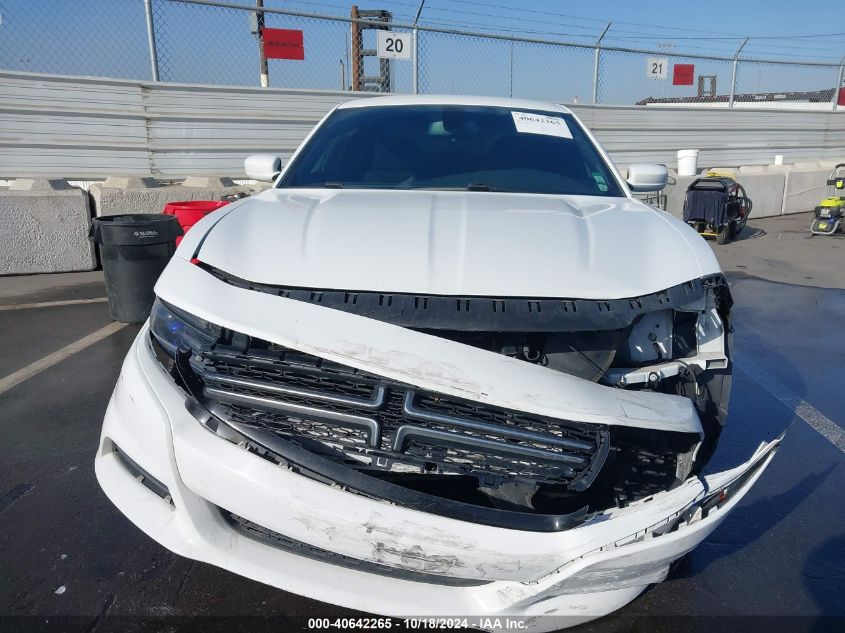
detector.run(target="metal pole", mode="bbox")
[728,59,738,107]
[592,22,611,104]
[350,5,361,91]
[412,0,425,95]
[256,0,269,87]
[143,0,159,81]
[412,28,419,94]
[591,48,599,104]
[509,39,513,98]
[729,37,749,108]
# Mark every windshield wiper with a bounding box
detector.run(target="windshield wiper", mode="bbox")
[312,182,498,191]
[465,182,496,192]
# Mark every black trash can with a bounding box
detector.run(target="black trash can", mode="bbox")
[90,214,183,323]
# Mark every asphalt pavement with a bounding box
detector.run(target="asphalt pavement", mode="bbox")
[1,212,843,633]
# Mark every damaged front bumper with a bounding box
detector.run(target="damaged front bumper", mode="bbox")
[95,258,781,630]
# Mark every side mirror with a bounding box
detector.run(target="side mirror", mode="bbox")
[626,164,669,192]
[244,154,283,182]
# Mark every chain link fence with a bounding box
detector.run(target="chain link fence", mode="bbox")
[732,60,843,109]
[0,0,151,80]
[1,0,843,110]
[152,0,354,88]
[597,50,734,106]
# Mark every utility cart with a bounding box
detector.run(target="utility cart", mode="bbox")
[682,172,751,244]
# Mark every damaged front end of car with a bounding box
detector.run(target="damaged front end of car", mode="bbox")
[156,263,736,522]
[96,255,780,631]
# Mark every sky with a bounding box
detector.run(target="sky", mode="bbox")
[289,0,845,61]
[0,0,843,104]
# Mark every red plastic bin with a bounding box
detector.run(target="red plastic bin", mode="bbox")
[163,200,229,245]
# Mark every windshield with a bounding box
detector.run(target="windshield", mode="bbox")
[278,105,623,197]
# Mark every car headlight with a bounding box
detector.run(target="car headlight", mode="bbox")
[149,297,222,357]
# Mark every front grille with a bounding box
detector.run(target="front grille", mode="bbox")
[189,342,608,489]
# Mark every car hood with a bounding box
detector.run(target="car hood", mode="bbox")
[187,188,720,299]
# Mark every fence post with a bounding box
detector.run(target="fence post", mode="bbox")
[412,1,425,94]
[728,37,749,108]
[412,28,419,94]
[256,0,269,87]
[834,62,844,111]
[509,39,514,98]
[592,23,611,104]
[728,60,737,107]
[143,0,160,81]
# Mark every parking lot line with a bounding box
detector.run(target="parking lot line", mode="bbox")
[736,354,845,455]
[0,297,108,312]
[0,321,128,396]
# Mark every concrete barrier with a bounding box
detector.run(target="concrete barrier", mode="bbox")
[731,170,786,218]
[0,179,96,274]
[89,176,251,217]
[2,162,838,277]
[782,168,831,215]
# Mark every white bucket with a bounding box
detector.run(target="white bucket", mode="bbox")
[677,149,700,177]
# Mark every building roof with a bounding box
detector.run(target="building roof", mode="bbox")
[636,87,837,106]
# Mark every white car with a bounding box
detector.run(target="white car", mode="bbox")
[95,96,780,631]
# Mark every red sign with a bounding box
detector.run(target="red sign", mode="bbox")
[838,87,845,107]
[263,28,304,60]
[673,63,695,86]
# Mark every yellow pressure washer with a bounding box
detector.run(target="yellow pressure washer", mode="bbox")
[811,163,845,235]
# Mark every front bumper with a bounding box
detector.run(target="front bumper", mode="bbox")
[96,322,780,630]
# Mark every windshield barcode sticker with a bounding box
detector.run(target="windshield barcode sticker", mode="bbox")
[511,111,572,139]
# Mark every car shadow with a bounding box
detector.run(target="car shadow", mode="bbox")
[702,318,804,472]
[732,224,766,241]
[667,464,835,581]
[671,298,822,574]
[804,534,845,630]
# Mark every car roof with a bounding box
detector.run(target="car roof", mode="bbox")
[336,94,573,114]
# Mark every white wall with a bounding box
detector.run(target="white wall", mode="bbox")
[1,70,844,179]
